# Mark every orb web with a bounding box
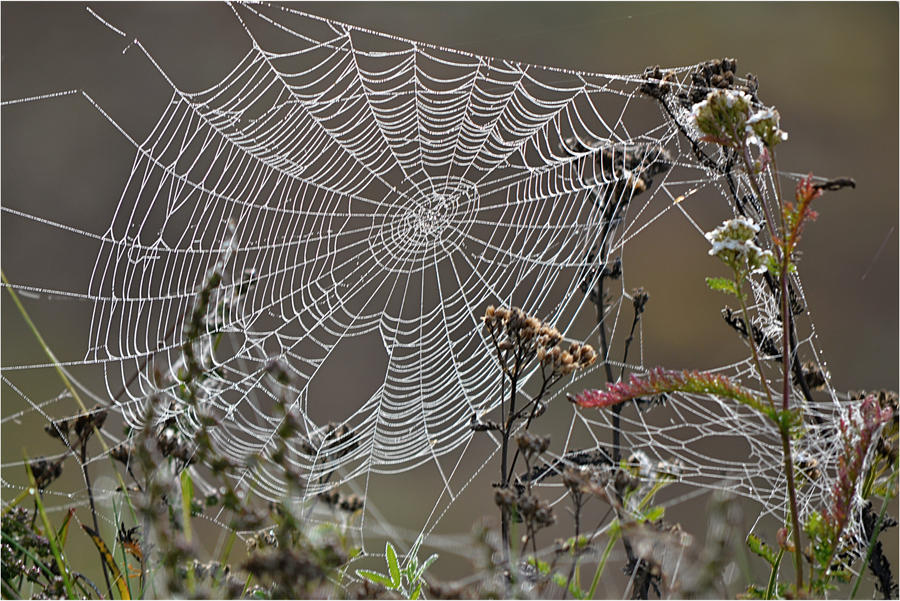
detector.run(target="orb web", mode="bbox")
[1,2,876,583]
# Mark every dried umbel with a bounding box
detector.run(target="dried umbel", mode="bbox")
[318,489,364,514]
[562,466,607,501]
[482,305,596,379]
[515,431,550,463]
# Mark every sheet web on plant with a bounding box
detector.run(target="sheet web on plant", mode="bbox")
[1,2,872,583]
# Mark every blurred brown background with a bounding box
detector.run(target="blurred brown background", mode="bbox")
[2,2,897,595]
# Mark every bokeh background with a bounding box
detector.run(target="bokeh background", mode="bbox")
[3,2,897,596]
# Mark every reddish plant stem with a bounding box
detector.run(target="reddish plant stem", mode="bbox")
[739,142,805,593]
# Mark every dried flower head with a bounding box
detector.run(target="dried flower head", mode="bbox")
[562,466,607,500]
[110,442,134,465]
[515,431,550,461]
[73,404,108,443]
[482,305,594,378]
[632,287,650,315]
[28,457,63,489]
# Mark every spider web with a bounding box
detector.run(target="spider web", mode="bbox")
[1,2,872,586]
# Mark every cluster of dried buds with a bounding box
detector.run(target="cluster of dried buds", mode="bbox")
[494,488,555,530]
[317,489,364,513]
[562,466,608,501]
[44,404,109,446]
[247,528,279,551]
[515,431,550,464]
[482,305,596,377]
[538,342,597,377]
[27,457,63,489]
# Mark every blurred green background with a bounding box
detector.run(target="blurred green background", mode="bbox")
[2,2,897,596]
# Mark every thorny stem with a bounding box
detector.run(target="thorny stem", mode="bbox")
[779,428,804,592]
[769,152,793,414]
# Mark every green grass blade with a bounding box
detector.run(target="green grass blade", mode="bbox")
[24,456,75,598]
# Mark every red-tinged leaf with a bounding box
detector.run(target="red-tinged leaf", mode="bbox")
[570,367,769,415]
[56,508,75,547]
[569,389,618,408]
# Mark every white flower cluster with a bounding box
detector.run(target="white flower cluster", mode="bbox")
[691,90,753,144]
[705,217,774,274]
[746,107,789,147]
[691,89,788,149]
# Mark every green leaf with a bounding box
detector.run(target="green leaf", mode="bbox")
[743,584,766,599]
[180,470,194,543]
[414,554,439,582]
[706,276,739,296]
[643,505,665,522]
[552,573,586,599]
[746,533,778,566]
[527,556,550,575]
[385,542,401,587]
[408,535,422,562]
[356,569,394,589]
[56,508,75,548]
[410,582,422,600]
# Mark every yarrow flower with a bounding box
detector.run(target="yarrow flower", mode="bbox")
[746,107,788,148]
[705,217,774,275]
[691,89,753,147]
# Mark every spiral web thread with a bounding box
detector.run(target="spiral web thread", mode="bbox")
[1,2,874,580]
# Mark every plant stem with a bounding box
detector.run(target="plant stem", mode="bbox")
[850,462,897,599]
[738,143,805,594]
[778,427,804,592]
[24,456,75,599]
[594,269,620,462]
[764,547,784,600]
[81,443,113,599]
[735,286,776,411]
[562,498,583,600]
[589,522,619,599]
